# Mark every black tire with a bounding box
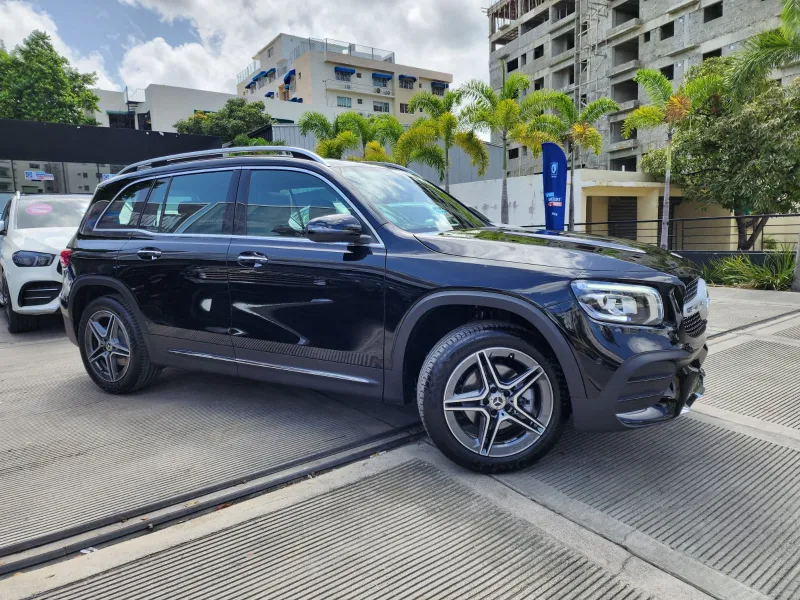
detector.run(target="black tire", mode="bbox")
[78,295,161,394]
[417,321,567,473]
[3,276,38,333]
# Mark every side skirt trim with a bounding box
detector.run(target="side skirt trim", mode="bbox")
[167,348,375,385]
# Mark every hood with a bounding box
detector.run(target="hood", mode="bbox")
[415,227,699,281]
[9,227,76,255]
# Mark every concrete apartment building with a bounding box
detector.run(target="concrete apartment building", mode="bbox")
[486,0,784,175]
[90,85,236,133]
[235,34,454,125]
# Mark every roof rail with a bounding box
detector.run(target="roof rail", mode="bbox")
[115,146,328,177]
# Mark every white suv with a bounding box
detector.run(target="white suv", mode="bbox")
[0,194,90,332]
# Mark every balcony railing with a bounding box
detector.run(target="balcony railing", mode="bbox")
[288,38,394,67]
[324,79,395,97]
[237,60,261,84]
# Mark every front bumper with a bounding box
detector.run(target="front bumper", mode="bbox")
[571,343,707,432]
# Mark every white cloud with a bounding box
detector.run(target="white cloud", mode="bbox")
[117,0,489,93]
[0,0,120,90]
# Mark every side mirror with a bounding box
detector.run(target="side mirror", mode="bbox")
[305,213,363,244]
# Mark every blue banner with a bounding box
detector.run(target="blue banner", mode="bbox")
[542,142,567,231]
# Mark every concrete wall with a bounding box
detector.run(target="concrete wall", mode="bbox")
[144,85,236,133]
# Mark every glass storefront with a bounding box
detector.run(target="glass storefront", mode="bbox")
[0,160,129,196]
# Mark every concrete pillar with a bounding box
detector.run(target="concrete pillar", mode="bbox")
[636,191,659,245]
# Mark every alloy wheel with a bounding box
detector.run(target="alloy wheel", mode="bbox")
[443,347,554,458]
[84,310,132,383]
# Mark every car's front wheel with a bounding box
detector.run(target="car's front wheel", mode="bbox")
[78,295,161,393]
[417,321,566,473]
[1,276,38,333]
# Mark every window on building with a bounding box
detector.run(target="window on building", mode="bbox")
[267,46,274,58]
[356,72,362,78]
[357,98,363,104]
[137,111,152,131]
[373,77,388,88]
[521,53,527,67]
[661,21,675,40]
[29,163,40,169]
[507,58,519,73]
[336,71,352,82]
[643,31,651,43]
[245,170,354,238]
[432,86,444,97]
[610,156,637,172]
[703,48,723,61]
[534,44,544,59]
[373,101,390,113]
[534,77,545,90]
[96,180,152,230]
[337,96,352,108]
[522,146,528,157]
[268,72,276,83]
[400,79,414,89]
[661,64,675,80]
[508,147,520,160]
[159,171,233,235]
[704,2,723,22]
[400,103,415,114]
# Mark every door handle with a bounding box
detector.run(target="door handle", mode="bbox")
[137,248,162,260]
[237,252,269,268]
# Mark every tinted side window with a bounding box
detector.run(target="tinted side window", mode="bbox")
[247,170,353,238]
[96,180,152,229]
[139,178,169,232]
[160,171,232,235]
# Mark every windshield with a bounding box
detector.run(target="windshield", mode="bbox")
[335,165,489,234]
[15,197,90,230]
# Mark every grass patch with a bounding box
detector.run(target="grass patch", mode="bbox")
[702,247,796,291]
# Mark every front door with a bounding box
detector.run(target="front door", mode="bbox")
[117,169,239,372]
[227,167,386,397]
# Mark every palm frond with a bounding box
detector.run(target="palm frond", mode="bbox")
[336,111,371,147]
[510,123,560,158]
[495,99,522,134]
[459,79,498,108]
[634,69,674,106]
[407,91,446,119]
[442,89,464,114]
[782,0,800,37]
[298,111,335,140]
[394,122,439,166]
[622,105,666,138]
[578,98,619,125]
[454,130,490,176]
[407,144,447,181]
[501,73,531,101]
[665,94,692,124]
[363,141,394,163]
[729,29,800,94]
[681,73,726,108]
[371,114,404,148]
[522,89,578,127]
[520,114,567,140]
[571,123,603,155]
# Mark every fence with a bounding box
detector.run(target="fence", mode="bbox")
[528,214,800,252]
[288,38,395,67]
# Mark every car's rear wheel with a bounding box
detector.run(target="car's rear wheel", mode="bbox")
[2,276,38,334]
[417,321,566,473]
[78,295,161,394]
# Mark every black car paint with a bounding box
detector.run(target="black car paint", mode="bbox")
[62,156,707,432]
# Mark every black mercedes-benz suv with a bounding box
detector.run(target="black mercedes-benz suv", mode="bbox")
[60,147,708,473]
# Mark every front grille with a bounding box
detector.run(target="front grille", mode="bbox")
[18,281,61,307]
[683,312,707,338]
[684,278,699,301]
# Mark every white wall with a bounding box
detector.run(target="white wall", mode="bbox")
[451,173,579,228]
[91,89,127,127]
[145,85,236,133]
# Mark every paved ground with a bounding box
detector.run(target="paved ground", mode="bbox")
[2,287,800,599]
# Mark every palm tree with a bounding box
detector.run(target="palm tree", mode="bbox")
[400,89,489,193]
[730,0,800,95]
[512,92,618,230]
[297,111,360,159]
[622,69,693,248]
[336,112,405,158]
[460,72,533,224]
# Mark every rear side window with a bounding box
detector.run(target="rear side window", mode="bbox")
[96,180,153,229]
[246,170,353,237]
[159,171,232,234]
[139,178,169,232]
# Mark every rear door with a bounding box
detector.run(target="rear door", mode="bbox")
[227,167,386,397]
[117,169,239,373]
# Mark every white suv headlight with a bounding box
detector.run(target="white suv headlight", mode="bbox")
[571,280,664,326]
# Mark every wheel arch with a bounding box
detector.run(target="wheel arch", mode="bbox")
[384,290,586,406]
[69,276,150,341]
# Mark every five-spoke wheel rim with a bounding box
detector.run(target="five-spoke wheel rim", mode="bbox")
[443,347,554,458]
[84,310,131,383]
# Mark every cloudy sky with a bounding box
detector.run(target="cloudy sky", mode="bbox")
[0,0,491,93]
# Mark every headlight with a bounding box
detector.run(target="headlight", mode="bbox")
[12,251,55,267]
[571,280,664,326]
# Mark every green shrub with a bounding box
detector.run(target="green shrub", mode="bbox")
[703,247,796,290]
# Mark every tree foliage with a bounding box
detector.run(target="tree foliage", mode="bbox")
[296,110,400,159]
[640,58,800,250]
[0,31,99,125]
[174,98,273,143]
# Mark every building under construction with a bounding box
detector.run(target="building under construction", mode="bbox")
[486,0,785,175]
